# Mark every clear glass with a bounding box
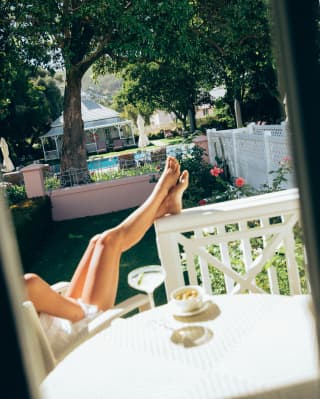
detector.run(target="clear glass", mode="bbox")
[127,265,166,308]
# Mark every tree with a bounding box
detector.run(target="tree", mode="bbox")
[193,0,282,124]
[0,2,62,163]
[113,0,280,133]
[16,0,193,176]
[113,61,200,131]
[0,69,63,163]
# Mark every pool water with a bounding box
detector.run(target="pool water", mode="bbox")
[86,144,193,172]
[87,156,118,171]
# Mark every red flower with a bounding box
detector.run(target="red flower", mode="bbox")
[156,165,161,170]
[198,199,208,206]
[210,166,223,177]
[280,156,292,167]
[235,177,245,188]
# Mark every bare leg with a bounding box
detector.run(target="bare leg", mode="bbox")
[24,273,85,322]
[155,170,189,219]
[79,156,181,309]
[66,234,101,299]
[25,157,185,318]
[66,156,180,301]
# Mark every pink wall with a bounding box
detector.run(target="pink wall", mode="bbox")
[50,174,156,221]
[21,164,47,198]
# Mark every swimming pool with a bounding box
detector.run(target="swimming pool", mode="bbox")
[87,156,119,171]
[87,144,193,172]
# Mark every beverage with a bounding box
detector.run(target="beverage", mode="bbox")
[128,265,166,308]
[130,270,165,293]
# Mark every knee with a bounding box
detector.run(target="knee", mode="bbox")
[24,273,40,287]
[24,273,42,297]
[99,227,123,250]
[90,234,101,245]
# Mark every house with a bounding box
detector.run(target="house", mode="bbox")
[40,95,135,161]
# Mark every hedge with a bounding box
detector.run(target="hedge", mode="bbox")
[10,196,52,271]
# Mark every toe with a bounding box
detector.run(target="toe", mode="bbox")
[180,170,189,184]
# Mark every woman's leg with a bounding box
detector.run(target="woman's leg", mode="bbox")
[66,156,180,302]
[24,273,85,322]
[78,157,182,310]
[155,170,189,219]
[66,234,101,299]
[25,157,189,319]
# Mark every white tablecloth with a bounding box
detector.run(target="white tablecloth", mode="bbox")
[41,294,320,399]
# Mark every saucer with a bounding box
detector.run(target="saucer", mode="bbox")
[170,300,210,317]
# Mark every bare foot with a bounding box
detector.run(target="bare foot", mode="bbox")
[156,170,189,217]
[154,156,180,195]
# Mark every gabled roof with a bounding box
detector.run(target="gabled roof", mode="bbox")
[41,97,127,138]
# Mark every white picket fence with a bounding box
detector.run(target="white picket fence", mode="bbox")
[154,188,309,301]
[206,123,296,189]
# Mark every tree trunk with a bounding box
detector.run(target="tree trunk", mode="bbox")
[60,67,89,184]
[188,106,197,132]
[234,98,243,128]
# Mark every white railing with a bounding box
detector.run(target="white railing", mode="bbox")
[44,150,59,161]
[154,188,309,301]
[207,123,295,189]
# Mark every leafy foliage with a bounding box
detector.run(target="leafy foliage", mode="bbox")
[192,0,283,124]
[181,150,293,207]
[10,196,53,269]
[113,58,201,131]
[4,184,27,206]
[0,69,63,163]
[12,0,193,172]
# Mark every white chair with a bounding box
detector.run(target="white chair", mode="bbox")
[22,281,151,382]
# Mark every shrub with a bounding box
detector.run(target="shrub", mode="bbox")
[195,154,293,206]
[10,196,52,270]
[148,131,165,140]
[5,184,27,205]
[175,146,217,208]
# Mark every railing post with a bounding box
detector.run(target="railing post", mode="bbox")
[155,231,185,301]
[264,131,272,186]
[21,164,48,198]
[232,130,239,177]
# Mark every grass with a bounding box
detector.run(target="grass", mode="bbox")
[26,207,168,306]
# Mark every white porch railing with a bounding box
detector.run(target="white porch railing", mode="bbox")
[154,188,309,301]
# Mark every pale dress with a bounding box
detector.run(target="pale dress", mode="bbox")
[39,299,100,360]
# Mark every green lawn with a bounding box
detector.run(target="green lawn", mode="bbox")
[27,207,167,306]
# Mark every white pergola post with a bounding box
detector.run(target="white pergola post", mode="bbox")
[117,125,122,139]
[54,137,60,158]
[130,121,136,145]
[40,137,47,161]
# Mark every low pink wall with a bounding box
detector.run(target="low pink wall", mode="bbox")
[50,174,156,221]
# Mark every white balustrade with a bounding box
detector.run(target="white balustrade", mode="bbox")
[154,188,308,300]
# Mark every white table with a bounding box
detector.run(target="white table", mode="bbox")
[41,294,320,399]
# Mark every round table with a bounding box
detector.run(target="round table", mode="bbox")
[41,294,320,399]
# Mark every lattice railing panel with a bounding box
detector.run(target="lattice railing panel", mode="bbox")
[155,189,308,300]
